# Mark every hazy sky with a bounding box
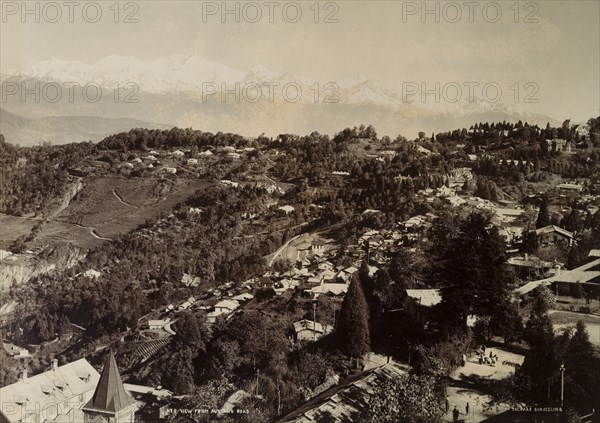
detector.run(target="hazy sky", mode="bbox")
[1,1,599,121]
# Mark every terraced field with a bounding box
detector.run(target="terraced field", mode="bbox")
[0,214,38,249]
[1,176,213,251]
[133,337,172,363]
[57,176,213,240]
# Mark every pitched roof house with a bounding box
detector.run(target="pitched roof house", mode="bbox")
[293,319,326,342]
[547,258,600,297]
[0,351,162,423]
[213,299,240,314]
[535,225,574,246]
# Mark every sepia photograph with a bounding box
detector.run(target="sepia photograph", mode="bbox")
[0,1,599,422]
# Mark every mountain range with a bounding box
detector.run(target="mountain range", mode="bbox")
[0,108,168,146]
[1,54,560,145]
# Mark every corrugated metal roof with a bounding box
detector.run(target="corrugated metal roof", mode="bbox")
[405,289,442,307]
[548,258,600,284]
[293,319,324,334]
[535,225,573,239]
[515,280,552,295]
[277,363,406,423]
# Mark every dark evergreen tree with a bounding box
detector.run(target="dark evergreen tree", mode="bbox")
[490,302,523,344]
[435,213,514,332]
[519,291,556,403]
[560,210,584,234]
[563,321,600,410]
[521,230,540,254]
[337,277,371,359]
[536,196,551,228]
[566,245,583,270]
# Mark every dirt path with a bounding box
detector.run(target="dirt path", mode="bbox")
[268,234,301,267]
[549,310,600,319]
[113,189,137,208]
[70,223,113,241]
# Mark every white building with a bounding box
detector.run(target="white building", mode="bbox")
[178,297,196,311]
[293,319,326,342]
[0,359,99,423]
[147,319,169,330]
[0,351,150,423]
[278,205,295,214]
[213,300,240,315]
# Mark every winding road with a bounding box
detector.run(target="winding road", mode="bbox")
[70,223,113,241]
[113,189,137,208]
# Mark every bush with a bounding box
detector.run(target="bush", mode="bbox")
[412,332,472,379]
[256,288,276,302]
[9,236,27,254]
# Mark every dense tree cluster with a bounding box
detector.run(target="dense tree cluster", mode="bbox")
[474,177,500,201]
[149,306,337,420]
[0,136,94,215]
[11,184,283,341]
[512,290,600,411]
[97,127,251,152]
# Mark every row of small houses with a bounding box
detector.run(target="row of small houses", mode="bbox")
[517,253,600,298]
[404,252,600,330]
[159,244,359,324]
[358,205,571,250]
[102,147,249,174]
[499,224,575,247]
[155,296,333,344]
[414,186,583,247]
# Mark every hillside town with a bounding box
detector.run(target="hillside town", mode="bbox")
[2,0,600,421]
[0,117,599,423]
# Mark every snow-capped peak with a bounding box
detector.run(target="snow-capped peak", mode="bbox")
[23,54,247,94]
[16,55,524,114]
[0,67,22,79]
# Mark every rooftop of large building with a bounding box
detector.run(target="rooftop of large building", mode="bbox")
[0,359,100,423]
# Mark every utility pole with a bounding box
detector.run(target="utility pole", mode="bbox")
[333,309,338,331]
[276,377,281,416]
[313,301,317,342]
[256,369,260,397]
[560,363,565,409]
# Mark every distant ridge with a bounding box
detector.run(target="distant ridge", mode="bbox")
[0,108,169,146]
[1,55,561,139]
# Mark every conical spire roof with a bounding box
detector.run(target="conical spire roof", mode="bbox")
[83,349,136,414]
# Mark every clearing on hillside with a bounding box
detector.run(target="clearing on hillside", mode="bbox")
[57,176,213,240]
